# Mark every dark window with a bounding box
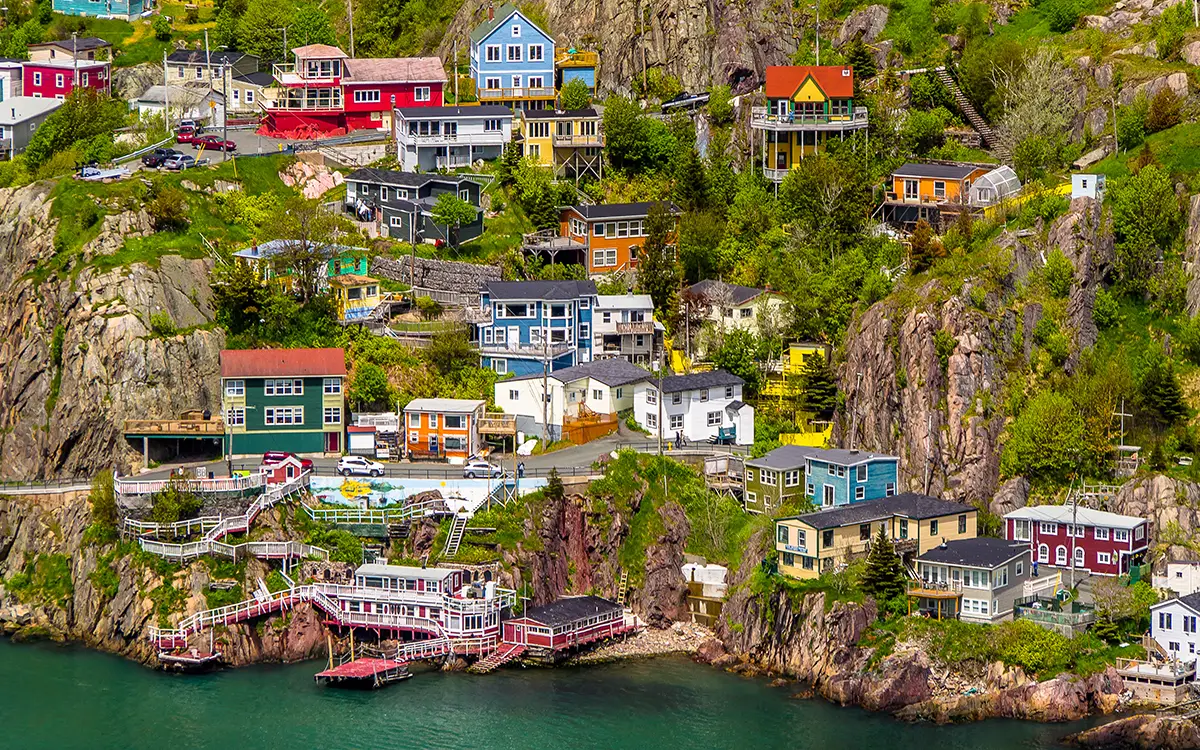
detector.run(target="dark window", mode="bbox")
[958,514,967,534]
[859,524,870,541]
[930,520,939,536]
[822,529,834,548]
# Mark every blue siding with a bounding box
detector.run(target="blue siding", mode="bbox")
[470,10,556,93]
[54,0,145,18]
[477,287,594,375]
[561,68,595,88]
[807,458,899,507]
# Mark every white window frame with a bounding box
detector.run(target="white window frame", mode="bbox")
[492,359,508,374]
[415,86,431,102]
[485,44,501,62]
[225,407,245,426]
[506,45,523,63]
[645,412,657,429]
[511,24,521,37]
[33,72,41,86]
[353,89,381,103]
[323,407,342,425]
[485,76,501,90]
[706,411,722,427]
[528,44,544,61]
[224,379,245,397]
[1097,552,1111,565]
[1114,529,1130,542]
[55,73,64,87]
[645,388,657,405]
[669,414,683,431]
[1039,522,1058,535]
[323,377,342,395]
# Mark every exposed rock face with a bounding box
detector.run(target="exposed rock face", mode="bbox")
[1185,195,1200,316]
[1048,197,1113,370]
[372,255,500,296]
[1184,41,1200,65]
[111,63,160,101]
[1068,714,1200,750]
[0,184,223,479]
[834,5,889,48]
[898,666,1124,723]
[1119,72,1189,106]
[990,477,1030,517]
[439,0,803,95]
[1109,475,1200,560]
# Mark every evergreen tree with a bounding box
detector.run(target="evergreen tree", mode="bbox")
[545,468,565,504]
[635,202,681,323]
[496,140,522,186]
[705,129,737,212]
[843,39,877,94]
[673,147,709,211]
[908,218,945,273]
[89,470,119,535]
[798,353,837,418]
[860,527,908,602]
[1140,351,1188,427]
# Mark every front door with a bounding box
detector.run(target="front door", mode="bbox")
[904,179,919,201]
[507,326,519,350]
[823,485,835,507]
[325,432,340,452]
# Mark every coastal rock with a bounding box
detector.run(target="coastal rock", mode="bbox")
[1068,713,1200,749]
[82,210,155,260]
[695,637,728,664]
[834,5,889,48]
[638,500,689,628]
[897,666,1123,723]
[1047,197,1112,371]
[1109,475,1200,556]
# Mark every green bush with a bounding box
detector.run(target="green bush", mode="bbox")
[149,482,204,524]
[149,311,176,337]
[1040,0,1080,33]
[6,554,74,608]
[1093,288,1120,329]
[146,187,190,232]
[153,13,172,41]
[1043,249,1074,299]
[1000,389,1086,482]
[934,329,957,373]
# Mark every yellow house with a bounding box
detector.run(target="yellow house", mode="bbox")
[774,493,978,580]
[520,107,603,181]
[763,341,832,399]
[329,275,382,322]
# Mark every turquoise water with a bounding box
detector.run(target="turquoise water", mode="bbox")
[0,640,1097,749]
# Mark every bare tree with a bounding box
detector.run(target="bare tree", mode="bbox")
[267,197,345,302]
[992,48,1080,156]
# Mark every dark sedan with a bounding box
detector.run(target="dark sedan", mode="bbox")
[141,148,180,168]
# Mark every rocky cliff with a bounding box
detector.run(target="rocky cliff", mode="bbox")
[836,197,1109,504]
[1068,713,1200,750]
[0,183,224,480]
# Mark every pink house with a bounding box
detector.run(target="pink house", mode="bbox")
[1004,505,1149,577]
[24,37,112,99]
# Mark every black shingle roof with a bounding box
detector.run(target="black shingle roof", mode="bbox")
[784,493,974,530]
[522,107,600,119]
[1177,592,1200,613]
[747,445,820,470]
[573,201,681,221]
[167,49,252,66]
[655,370,743,394]
[234,71,273,87]
[484,280,597,300]
[347,168,474,189]
[917,538,1028,568]
[521,595,622,627]
[512,358,651,387]
[687,279,769,306]
[35,37,110,51]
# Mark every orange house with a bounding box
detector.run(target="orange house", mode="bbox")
[403,398,485,461]
[882,162,992,231]
[526,201,681,276]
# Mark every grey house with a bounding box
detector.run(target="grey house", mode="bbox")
[345,168,484,245]
[0,97,61,159]
[912,537,1031,624]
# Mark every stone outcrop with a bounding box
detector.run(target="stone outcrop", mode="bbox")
[1047,197,1113,370]
[834,5,889,48]
[1068,714,1200,749]
[0,183,224,479]
[1119,72,1189,106]
[281,159,344,200]
[1185,194,1200,316]
[898,665,1124,723]
[1109,475,1200,560]
[111,63,160,101]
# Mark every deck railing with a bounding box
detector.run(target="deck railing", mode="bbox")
[478,86,555,101]
[750,106,869,127]
[299,498,448,525]
[123,418,224,435]
[115,472,266,499]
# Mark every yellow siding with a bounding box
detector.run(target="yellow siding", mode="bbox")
[792,77,827,103]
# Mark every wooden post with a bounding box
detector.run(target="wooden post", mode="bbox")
[350,627,356,660]
[327,632,334,670]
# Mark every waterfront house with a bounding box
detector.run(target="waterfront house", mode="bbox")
[25,37,112,98]
[220,347,347,455]
[468,3,556,110]
[879,162,992,232]
[1150,594,1200,664]
[474,279,597,376]
[910,538,1032,623]
[494,357,649,441]
[392,104,513,172]
[519,107,603,180]
[344,168,484,245]
[593,293,661,366]
[501,595,630,652]
[750,65,867,181]
[0,97,63,159]
[328,275,382,322]
[1003,505,1149,576]
[402,398,486,461]
[632,370,753,445]
[523,202,681,277]
[684,279,789,347]
[803,447,900,507]
[744,444,812,515]
[261,45,445,134]
[52,0,148,19]
[774,493,977,579]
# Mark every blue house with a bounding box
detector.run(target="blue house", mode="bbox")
[469,3,557,110]
[54,0,149,20]
[801,448,900,508]
[476,280,596,376]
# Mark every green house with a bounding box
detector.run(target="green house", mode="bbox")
[744,445,812,514]
[232,240,370,285]
[221,347,347,456]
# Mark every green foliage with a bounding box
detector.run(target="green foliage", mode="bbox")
[1112,165,1180,290]
[1138,348,1188,428]
[512,157,570,229]
[778,148,873,250]
[1000,389,1086,483]
[842,39,876,90]
[265,570,289,592]
[860,528,907,605]
[212,191,282,228]
[1117,97,1147,151]
[798,353,837,419]
[24,89,126,171]
[902,617,1116,678]
[6,554,74,608]
[1156,2,1191,61]
[558,78,592,110]
[148,482,204,524]
[634,201,680,322]
[147,580,187,627]
[146,186,190,233]
[431,192,477,249]
[152,13,172,41]
[495,140,522,187]
[707,84,733,125]
[1039,0,1079,33]
[901,108,949,155]
[934,329,957,374]
[603,95,676,174]
[1012,135,1053,184]
[425,330,475,379]
[958,38,1024,122]
[1146,88,1182,134]
[908,219,945,273]
[709,329,765,396]
[1043,248,1074,299]
[148,311,176,337]
[348,362,393,411]
[89,549,121,603]
[88,470,119,539]
[304,525,363,564]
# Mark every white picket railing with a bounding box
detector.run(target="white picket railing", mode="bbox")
[299,498,446,525]
[1022,572,1062,598]
[116,473,266,498]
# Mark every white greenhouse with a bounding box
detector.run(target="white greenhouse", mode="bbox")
[969,166,1022,208]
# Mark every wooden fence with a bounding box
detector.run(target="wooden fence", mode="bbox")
[563,414,619,445]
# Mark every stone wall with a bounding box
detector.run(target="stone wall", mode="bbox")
[372,255,501,294]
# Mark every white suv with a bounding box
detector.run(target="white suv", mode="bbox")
[462,460,503,478]
[338,455,385,477]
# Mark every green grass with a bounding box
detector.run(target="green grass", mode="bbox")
[458,191,533,260]
[1093,122,1200,180]
[72,14,211,68]
[5,553,75,608]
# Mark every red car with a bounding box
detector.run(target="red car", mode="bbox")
[175,127,197,144]
[261,451,314,472]
[193,134,236,152]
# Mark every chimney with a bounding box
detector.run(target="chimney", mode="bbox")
[488,1,494,20]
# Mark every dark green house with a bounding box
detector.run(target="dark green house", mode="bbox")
[221,347,347,456]
[744,445,813,514]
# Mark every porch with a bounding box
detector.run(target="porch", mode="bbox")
[906,579,963,620]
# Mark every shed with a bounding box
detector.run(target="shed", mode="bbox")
[1072,173,1106,202]
[501,595,630,651]
[968,166,1021,207]
[348,425,377,456]
[260,454,304,484]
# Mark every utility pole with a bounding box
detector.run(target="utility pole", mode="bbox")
[922,412,933,495]
[347,0,355,57]
[72,32,78,89]
[815,0,820,66]
[205,29,211,87]
[163,51,170,131]
[541,336,550,445]
[222,64,229,162]
[848,371,862,450]
[454,39,459,103]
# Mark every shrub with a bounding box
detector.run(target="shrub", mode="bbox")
[146,187,190,232]
[153,13,172,41]
[184,4,199,22]
[1041,0,1080,33]
[934,329,958,373]
[1043,248,1074,298]
[1093,288,1120,329]
[707,84,733,125]
[1000,389,1086,482]
[1146,88,1182,134]
[414,296,443,320]
[149,482,204,524]
[149,311,176,337]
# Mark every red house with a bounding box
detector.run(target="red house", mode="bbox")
[501,595,634,651]
[25,37,112,99]
[1004,505,1149,577]
[259,455,304,485]
[261,44,445,135]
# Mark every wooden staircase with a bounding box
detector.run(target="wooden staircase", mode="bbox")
[933,66,1005,158]
[616,570,629,607]
[468,643,526,673]
[443,515,468,559]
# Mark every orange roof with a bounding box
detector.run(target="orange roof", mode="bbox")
[221,348,347,378]
[764,66,854,99]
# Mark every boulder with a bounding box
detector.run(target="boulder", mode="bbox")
[1094,63,1114,89]
[1187,194,1200,316]
[1183,40,1200,65]
[1084,107,1108,139]
[695,637,728,664]
[1083,15,1116,31]
[834,4,889,47]
[1119,72,1189,106]
[990,477,1029,517]
[1068,714,1200,750]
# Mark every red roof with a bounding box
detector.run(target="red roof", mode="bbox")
[343,56,447,84]
[220,348,346,378]
[764,66,854,100]
[347,425,377,433]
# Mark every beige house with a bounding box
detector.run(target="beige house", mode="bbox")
[775,493,978,580]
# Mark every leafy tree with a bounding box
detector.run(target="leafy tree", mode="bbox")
[908,219,945,273]
[1112,165,1181,289]
[291,2,337,47]
[1139,349,1188,428]
[710,329,764,395]
[798,353,837,418]
[602,95,675,174]
[677,210,725,282]
[705,128,736,211]
[993,48,1078,159]
[213,7,238,47]
[1012,135,1052,183]
[778,150,872,251]
[1156,2,1190,61]
[1000,390,1086,483]
[1093,288,1120,329]
[431,192,476,249]
[236,0,292,60]
[900,108,948,155]
[1043,248,1074,299]
[425,330,474,378]
[1040,0,1079,33]
[1116,96,1148,151]
[146,187,190,232]
[558,78,592,110]
[152,13,172,41]
[1146,87,1182,134]
[149,482,204,524]
[707,84,733,125]
[860,527,907,603]
[23,89,126,170]
[211,260,268,335]
[512,158,562,230]
[725,171,777,241]
[88,470,118,535]
[265,197,345,302]
[958,38,1024,122]
[349,362,392,410]
[635,202,680,323]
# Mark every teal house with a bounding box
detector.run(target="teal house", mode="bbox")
[54,0,149,20]
[232,240,370,287]
[804,448,899,508]
[221,348,347,456]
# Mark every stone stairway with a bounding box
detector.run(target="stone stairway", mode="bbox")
[389,521,411,540]
[934,67,1006,158]
[443,515,468,558]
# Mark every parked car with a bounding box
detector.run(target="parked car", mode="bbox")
[193,134,236,152]
[337,455,384,477]
[141,148,180,168]
[462,460,502,479]
[161,154,196,171]
[178,119,202,131]
[175,127,197,144]
[260,451,314,472]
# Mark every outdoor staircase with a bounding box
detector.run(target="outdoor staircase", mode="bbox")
[389,522,411,540]
[616,570,629,607]
[468,642,527,674]
[443,515,468,559]
[934,66,1004,157]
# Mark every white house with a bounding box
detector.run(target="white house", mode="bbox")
[1151,594,1200,664]
[494,358,650,441]
[633,370,753,445]
[393,104,514,172]
[1071,173,1106,202]
[593,293,662,366]
[685,279,789,350]
[1156,561,1200,597]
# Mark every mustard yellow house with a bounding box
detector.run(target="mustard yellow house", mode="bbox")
[775,493,978,579]
[520,107,603,181]
[750,65,868,182]
[329,275,382,322]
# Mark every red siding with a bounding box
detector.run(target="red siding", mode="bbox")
[23,63,110,98]
[342,82,443,112]
[1005,517,1148,576]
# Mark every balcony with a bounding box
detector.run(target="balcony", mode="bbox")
[260,88,344,112]
[906,579,963,598]
[884,191,958,206]
[750,106,869,131]
[555,47,599,69]
[123,418,225,436]
[478,86,555,101]
[396,130,508,147]
[436,155,474,169]
[477,413,517,435]
[762,167,789,182]
[616,321,654,335]
[553,133,603,147]
[271,62,340,87]
[477,341,575,360]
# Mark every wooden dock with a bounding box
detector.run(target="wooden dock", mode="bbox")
[314,657,412,688]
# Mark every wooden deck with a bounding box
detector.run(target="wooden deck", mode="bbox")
[315,657,412,688]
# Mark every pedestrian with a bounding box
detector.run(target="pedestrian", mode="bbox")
[517,461,525,479]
